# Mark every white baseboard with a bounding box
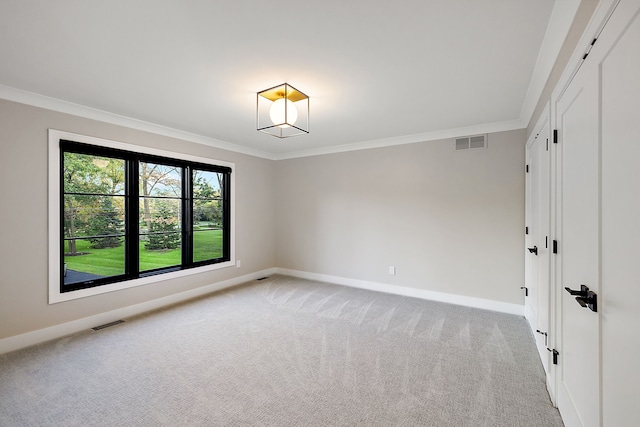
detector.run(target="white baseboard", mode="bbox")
[547,375,557,407]
[275,268,524,316]
[0,268,276,355]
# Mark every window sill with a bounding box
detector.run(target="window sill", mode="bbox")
[49,260,234,304]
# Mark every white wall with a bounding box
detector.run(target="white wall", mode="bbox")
[275,130,526,305]
[0,99,276,341]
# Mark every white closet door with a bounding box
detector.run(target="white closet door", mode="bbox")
[553,1,640,425]
[599,0,640,424]
[525,121,551,374]
[555,42,600,427]
[525,137,540,329]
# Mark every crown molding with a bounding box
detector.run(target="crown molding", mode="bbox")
[0,84,277,160]
[273,118,527,160]
[519,0,582,124]
[0,84,528,162]
[551,0,621,104]
[0,83,526,161]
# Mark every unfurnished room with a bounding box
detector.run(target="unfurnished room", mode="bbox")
[0,1,639,426]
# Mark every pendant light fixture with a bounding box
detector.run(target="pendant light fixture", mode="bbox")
[257,83,309,138]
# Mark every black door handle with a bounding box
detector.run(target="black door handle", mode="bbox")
[527,246,538,255]
[565,285,597,312]
[575,297,589,308]
[564,286,587,297]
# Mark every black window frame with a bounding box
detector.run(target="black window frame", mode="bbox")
[60,140,232,293]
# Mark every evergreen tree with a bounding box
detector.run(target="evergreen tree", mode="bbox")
[86,197,123,249]
[146,202,181,250]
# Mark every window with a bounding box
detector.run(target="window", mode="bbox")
[138,161,183,273]
[192,169,226,263]
[63,152,127,286]
[49,130,234,302]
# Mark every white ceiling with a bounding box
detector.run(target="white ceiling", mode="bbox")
[0,0,575,159]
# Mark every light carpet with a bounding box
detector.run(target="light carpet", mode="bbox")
[0,275,563,426]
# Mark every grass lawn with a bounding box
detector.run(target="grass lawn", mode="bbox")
[65,230,223,277]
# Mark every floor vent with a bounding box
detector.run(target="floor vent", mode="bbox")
[257,277,269,281]
[455,134,487,151]
[92,320,125,331]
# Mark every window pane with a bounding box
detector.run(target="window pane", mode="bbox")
[138,160,182,273]
[139,198,182,236]
[193,229,224,263]
[139,192,182,272]
[193,170,222,199]
[63,151,127,287]
[139,235,182,272]
[193,199,222,229]
[139,162,181,197]
[64,238,125,286]
[63,153,125,195]
[192,169,224,263]
[64,195,125,241]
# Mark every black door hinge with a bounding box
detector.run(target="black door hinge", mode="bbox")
[545,236,548,248]
[526,164,529,173]
[525,226,529,235]
[547,348,559,365]
[546,138,549,151]
[552,240,558,254]
[536,329,548,346]
[520,286,528,297]
[582,39,598,61]
[553,129,558,144]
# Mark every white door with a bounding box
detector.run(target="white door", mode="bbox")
[525,122,551,374]
[555,44,600,427]
[598,0,640,424]
[553,1,640,426]
[525,137,539,327]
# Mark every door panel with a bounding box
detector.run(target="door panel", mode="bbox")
[600,2,640,425]
[556,60,600,427]
[536,125,550,373]
[525,122,551,373]
[525,138,540,328]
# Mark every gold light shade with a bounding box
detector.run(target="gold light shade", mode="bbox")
[257,83,309,138]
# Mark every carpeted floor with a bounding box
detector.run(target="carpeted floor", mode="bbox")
[0,275,563,426]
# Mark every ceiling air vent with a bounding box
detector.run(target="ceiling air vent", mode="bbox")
[455,134,487,151]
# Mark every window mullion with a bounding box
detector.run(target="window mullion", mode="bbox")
[59,147,66,293]
[127,158,140,278]
[222,172,231,258]
[183,166,193,267]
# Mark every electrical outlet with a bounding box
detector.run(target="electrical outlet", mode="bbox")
[236,260,241,268]
[389,266,395,275]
